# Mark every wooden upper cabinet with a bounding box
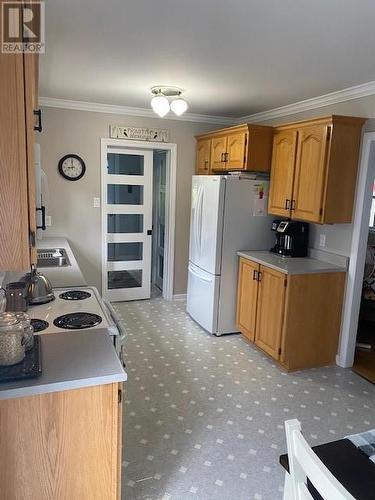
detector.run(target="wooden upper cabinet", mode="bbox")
[255,265,286,360]
[292,124,330,223]
[196,138,211,175]
[211,136,227,170]
[0,48,38,271]
[226,132,247,169]
[268,130,297,218]
[268,116,366,224]
[195,124,273,174]
[236,258,259,342]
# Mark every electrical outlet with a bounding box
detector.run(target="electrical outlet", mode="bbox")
[45,215,52,226]
[319,234,326,247]
[93,197,101,208]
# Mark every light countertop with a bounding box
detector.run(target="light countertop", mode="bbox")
[0,329,127,400]
[36,237,87,288]
[3,237,87,288]
[237,250,347,275]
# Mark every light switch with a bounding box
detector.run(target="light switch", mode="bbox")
[319,234,326,247]
[45,215,52,226]
[93,197,101,208]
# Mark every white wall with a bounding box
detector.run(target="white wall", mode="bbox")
[38,107,226,293]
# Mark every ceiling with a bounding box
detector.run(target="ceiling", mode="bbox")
[40,0,375,118]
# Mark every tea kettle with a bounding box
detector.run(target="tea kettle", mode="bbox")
[20,265,55,305]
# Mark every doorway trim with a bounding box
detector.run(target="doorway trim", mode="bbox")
[338,132,375,367]
[100,138,177,301]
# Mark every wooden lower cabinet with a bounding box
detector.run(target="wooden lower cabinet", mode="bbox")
[236,258,259,341]
[0,383,122,500]
[255,266,286,360]
[236,257,346,371]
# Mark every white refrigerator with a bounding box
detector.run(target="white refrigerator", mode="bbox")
[187,175,274,335]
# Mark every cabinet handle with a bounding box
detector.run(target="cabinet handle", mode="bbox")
[253,269,258,281]
[258,271,262,282]
[204,160,209,169]
[33,109,42,132]
[221,153,224,162]
[36,205,46,230]
[291,200,296,211]
[224,152,229,162]
[285,199,290,210]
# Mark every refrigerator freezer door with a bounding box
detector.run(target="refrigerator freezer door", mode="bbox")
[187,262,220,334]
[189,176,225,275]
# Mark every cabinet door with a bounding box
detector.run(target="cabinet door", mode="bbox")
[0,384,120,500]
[0,51,31,270]
[226,132,247,169]
[211,136,227,171]
[268,130,297,217]
[236,258,259,341]
[255,266,286,360]
[196,138,211,175]
[292,124,330,223]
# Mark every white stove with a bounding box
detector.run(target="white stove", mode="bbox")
[27,286,112,335]
[27,286,126,367]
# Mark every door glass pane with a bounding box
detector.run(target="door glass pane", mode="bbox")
[108,214,143,233]
[108,242,143,261]
[108,270,142,289]
[159,256,164,278]
[159,224,165,248]
[160,191,165,217]
[107,153,144,175]
[108,184,143,205]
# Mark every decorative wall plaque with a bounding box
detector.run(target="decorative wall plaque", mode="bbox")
[109,125,169,142]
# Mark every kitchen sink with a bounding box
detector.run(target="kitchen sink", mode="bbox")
[37,248,71,268]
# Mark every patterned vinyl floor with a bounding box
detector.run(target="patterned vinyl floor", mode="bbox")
[113,297,375,500]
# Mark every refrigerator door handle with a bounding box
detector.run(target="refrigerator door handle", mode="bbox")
[193,185,201,254]
[197,186,204,253]
[188,264,213,283]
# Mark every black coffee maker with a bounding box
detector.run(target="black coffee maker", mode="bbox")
[270,220,309,257]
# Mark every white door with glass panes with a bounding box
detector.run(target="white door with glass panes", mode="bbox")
[152,152,166,290]
[102,148,153,301]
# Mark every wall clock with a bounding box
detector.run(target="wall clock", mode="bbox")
[58,154,86,181]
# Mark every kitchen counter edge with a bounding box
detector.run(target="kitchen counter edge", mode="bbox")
[237,250,347,275]
[0,328,127,401]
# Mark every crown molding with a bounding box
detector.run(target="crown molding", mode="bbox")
[238,80,375,124]
[38,97,234,125]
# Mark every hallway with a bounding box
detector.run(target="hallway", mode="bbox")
[114,298,375,500]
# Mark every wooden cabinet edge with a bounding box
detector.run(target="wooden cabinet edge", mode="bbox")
[272,114,366,132]
[195,123,273,141]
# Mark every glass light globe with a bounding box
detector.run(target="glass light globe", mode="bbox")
[171,97,188,116]
[151,95,170,117]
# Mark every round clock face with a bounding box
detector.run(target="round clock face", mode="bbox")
[58,154,86,181]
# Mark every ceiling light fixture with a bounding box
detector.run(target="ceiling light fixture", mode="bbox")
[150,86,188,117]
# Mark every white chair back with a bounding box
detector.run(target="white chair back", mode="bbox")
[283,419,355,500]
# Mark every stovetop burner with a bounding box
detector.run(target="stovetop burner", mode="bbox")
[53,312,102,330]
[30,319,49,333]
[59,290,92,301]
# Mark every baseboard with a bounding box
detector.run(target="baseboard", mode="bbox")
[173,293,187,301]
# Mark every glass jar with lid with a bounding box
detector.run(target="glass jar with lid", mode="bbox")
[15,312,34,350]
[0,312,26,366]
